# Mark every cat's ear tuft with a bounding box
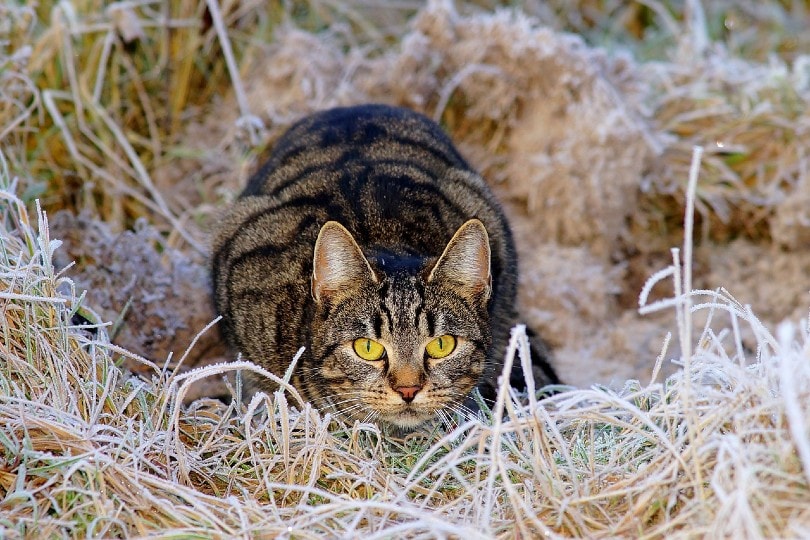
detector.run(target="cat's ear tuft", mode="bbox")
[311,221,377,304]
[428,219,491,303]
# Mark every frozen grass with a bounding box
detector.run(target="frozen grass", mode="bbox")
[2,146,810,536]
[2,0,810,537]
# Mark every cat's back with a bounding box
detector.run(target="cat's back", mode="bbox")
[243,104,471,201]
[212,104,518,367]
[214,104,513,265]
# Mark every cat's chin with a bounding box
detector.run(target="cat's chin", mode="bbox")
[378,409,434,431]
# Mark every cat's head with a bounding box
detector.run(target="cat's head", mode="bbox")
[309,219,492,430]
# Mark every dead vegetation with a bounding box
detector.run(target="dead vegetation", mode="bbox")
[1,0,810,537]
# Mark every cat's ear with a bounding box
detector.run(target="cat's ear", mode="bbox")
[311,221,377,304]
[428,219,491,303]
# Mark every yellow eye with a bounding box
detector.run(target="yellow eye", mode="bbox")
[425,335,456,359]
[353,338,386,361]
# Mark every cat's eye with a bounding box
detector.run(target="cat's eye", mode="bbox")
[425,335,456,359]
[353,338,386,361]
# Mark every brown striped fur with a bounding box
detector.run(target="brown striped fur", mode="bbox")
[212,104,558,430]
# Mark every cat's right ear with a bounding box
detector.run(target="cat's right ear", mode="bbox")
[311,221,377,305]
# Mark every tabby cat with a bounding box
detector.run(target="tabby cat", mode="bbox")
[212,104,558,430]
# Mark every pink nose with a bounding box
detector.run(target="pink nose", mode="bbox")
[395,385,422,403]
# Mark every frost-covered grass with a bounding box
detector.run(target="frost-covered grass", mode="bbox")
[2,1,810,537]
[2,146,810,536]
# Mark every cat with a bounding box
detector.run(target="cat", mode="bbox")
[211,104,559,430]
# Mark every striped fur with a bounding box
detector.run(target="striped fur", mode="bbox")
[212,104,558,430]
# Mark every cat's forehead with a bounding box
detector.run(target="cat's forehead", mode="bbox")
[366,272,422,331]
[378,272,424,307]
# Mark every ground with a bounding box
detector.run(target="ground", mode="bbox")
[1,1,809,537]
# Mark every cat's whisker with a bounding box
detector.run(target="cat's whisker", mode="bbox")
[308,393,370,421]
[436,409,455,432]
[319,397,367,414]
[444,404,462,420]
[316,392,365,405]
[448,403,474,422]
[326,397,364,408]
[311,389,365,403]
[429,391,476,421]
[328,405,368,424]
[457,405,477,419]
[338,405,363,416]
[361,410,377,425]
[455,401,479,417]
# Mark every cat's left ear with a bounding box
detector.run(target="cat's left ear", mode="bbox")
[311,221,378,305]
[428,219,492,303]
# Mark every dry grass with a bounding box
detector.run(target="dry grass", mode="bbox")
[2,0,810,537]
[2,147,810,536]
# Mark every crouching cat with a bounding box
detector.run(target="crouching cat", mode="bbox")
[212,104,559,430]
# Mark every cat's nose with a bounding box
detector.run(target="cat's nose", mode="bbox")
[395,385,422,403]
